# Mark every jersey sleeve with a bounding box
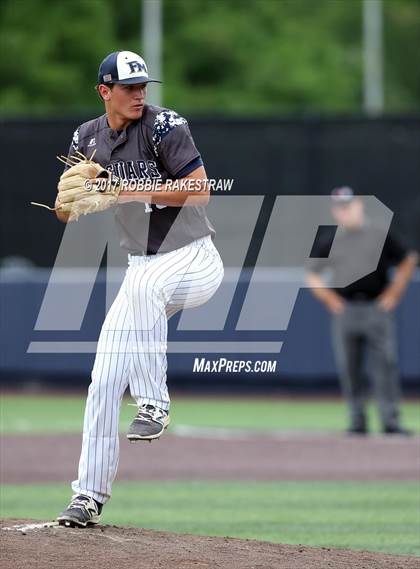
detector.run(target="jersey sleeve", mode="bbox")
[70,127,80,152]
[62,126,82,172]
[152,110,202,177]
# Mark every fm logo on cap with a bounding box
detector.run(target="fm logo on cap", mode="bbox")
[127,60,147,74]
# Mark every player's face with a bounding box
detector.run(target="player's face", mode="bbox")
[107,83,147,121]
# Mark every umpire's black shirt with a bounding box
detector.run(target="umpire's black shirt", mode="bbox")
[309,224,408,300]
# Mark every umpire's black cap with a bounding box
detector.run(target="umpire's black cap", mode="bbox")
[98,51,161,85]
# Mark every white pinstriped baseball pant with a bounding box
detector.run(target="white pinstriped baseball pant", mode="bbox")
[71,235,224,503]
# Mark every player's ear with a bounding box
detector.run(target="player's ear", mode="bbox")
[95,84,104,101]
[96,84,113,102]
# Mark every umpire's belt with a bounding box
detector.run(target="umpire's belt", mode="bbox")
[128,250,157,257]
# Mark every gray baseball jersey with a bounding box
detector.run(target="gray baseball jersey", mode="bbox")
[68,104,215,254]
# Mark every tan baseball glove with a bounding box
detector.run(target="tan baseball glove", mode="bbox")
[31,151,121,222]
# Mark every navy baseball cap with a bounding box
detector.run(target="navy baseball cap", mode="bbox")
[97,50,161,85]
[331,186,355,205]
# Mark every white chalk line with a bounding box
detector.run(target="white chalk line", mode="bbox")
[171,425,330,440]
[170,425,418,441]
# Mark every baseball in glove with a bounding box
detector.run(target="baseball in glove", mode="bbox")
[31,151,121,222]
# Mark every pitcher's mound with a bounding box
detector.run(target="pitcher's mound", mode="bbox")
[1,519,416,569]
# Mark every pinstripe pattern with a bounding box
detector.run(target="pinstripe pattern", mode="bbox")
[71,235,224,503]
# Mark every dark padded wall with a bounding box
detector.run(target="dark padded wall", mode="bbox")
[1,116,419,267]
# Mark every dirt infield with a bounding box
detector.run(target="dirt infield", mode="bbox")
[1,431,418,483]
[1,519,418,569]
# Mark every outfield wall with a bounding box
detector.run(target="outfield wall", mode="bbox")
[1,267,418,391]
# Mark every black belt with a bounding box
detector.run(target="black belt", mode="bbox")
[346,294,378,301]
[129,250,157,257]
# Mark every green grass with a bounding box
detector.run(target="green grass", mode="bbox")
[1,395,419,434]
[1,481,418,556]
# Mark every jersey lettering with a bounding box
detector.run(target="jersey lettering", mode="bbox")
[114,161,127,178]
[125,160,138,179]
[147,161,161,179]
[136,160,150,178]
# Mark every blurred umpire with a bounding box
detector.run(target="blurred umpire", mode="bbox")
[307,188,418,435]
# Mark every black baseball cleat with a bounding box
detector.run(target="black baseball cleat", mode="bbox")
[346,425,368,435]
[382,426,413,436]
[127,403,170,441]
[56,494,102,528]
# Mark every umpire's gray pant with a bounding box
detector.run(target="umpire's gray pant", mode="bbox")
[332,301,401,430]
